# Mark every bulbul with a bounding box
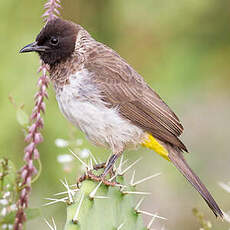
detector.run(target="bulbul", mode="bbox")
[20,18,223,218]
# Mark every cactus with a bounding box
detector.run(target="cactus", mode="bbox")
[65,179,146,230]
[45,155,166,230]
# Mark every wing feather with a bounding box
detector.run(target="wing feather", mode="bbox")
[85,43,187,151]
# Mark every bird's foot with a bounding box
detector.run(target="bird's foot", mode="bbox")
[77,162,118,187]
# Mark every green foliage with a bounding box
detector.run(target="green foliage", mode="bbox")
[3,208,40,226]
[0,159,16,192]
[16,108,29,127]
[0,158,18,228]
[64,179,146,230]
[0,159,40,228]
[193,208,212,230]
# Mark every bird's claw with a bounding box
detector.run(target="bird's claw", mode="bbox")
[77,162,118,187]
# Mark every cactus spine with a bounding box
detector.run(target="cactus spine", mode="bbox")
[64,179,146,230]
[60,156,165,230]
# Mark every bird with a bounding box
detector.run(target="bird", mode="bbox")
[20,18,223,218]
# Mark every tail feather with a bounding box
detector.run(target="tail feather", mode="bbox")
[168,147,223,218]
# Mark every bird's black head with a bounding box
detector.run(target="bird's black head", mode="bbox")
[20,18,78,66]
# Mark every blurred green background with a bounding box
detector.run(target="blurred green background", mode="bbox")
[1,0,230,229]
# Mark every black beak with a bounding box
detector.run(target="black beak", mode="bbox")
[19,41,49,53]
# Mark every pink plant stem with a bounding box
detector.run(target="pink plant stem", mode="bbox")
[13,2,61,229]
[43,0,61,21]
[14,65,49,230]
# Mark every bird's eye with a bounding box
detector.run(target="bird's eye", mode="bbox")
[50,37,59,46]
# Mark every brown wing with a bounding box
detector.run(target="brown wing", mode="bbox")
[85,43,187,151]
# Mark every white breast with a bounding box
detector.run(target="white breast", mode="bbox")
[55,69,145,152]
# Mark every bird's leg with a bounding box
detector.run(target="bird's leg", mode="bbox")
[101,152,123,178]
[77,152,122,187]
[101,154,118,177]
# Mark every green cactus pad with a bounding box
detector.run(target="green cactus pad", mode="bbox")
[64,179,147,230]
